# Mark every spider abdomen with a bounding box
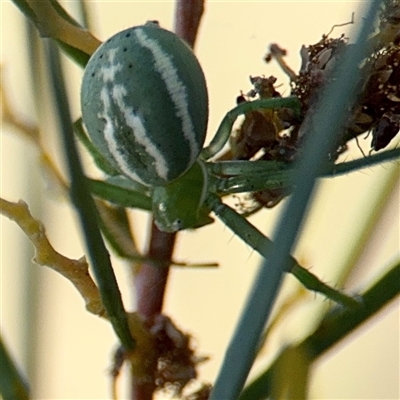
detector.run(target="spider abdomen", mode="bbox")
[81,21,208,186]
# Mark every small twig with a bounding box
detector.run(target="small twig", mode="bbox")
[25,0,101,55]
[1,73,69,193]
[265,44,297,81]
[325,12,354,37]
[0,198,105,316]
[1,77,40,142]
[0,336,30,400]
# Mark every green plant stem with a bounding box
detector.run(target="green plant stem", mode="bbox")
[11,0,100,66]
[45,40,135,350]
[334,162,399,287]
[0,336,30,400]
[304,260,400,360]
[210,1,382,398]
[239,261,400,400]
[10,0,38,26]
[76,0,91,29]
[95,200,140,260]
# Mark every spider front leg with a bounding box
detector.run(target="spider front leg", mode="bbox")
[205,193,361,309]
[208,148,400,196]
[201,96,302,160]
[208,160,291,196]
[153,97,302,232]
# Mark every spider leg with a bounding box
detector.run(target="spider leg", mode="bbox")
[201,97,301,160]
[206,194,361,309]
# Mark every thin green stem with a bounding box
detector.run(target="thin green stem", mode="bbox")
[210,1,382,397]
[12,0,101,67]
[304,260,400,360]
[10,0,38,26]
[11,0,99,66]
[0,336,30,400]
[48,0,83,27]
[334,162,399,287]
[45,40,135,350]
[239,261,400,400]
[76,0,91,29]
[95,200,140,260]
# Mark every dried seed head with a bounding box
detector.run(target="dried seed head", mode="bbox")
[229,5,399,214]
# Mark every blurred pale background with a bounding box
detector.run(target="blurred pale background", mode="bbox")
[1,1,399,399]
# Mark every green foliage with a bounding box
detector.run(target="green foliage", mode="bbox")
[1,0,399,399]
[0,337,29,400]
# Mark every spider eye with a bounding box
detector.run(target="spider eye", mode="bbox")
[172,219,183,231]
[81,23,209,186]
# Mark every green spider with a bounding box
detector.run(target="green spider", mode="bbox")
[80,21,300,232]
[78,21,394,307]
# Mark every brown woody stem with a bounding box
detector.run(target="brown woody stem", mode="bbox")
[131,2,206,399]
[134,221,177,320]
[174,0,205,48]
